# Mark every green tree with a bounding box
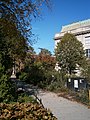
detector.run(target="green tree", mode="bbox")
[0,32,17,103]
[81,59,90,82]
[0,20,27,74]
[39,48,52,56]
[0,18,27,60]
[27,46,36,55]
[21,48,55,87]
[0,29,13,72]
[0,0,51,42]
[55,33,86,75]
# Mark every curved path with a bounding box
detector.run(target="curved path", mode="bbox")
[37,90,90,120]
[14,80,90,120]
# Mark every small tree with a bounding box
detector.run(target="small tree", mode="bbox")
[55,33,86,75]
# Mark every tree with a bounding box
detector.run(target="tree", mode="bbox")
[21,48,56,86]
[24,46,36,70]
[55,33,86,75]
[81,59,90,82]
[0,18,28,73]
[37,48,55,70]
[0,18,27,60]
[0,29,13,72]
[39,48,52,56]
[0,0,51,42]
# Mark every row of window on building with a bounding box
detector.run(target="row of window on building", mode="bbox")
[86,49,90,58]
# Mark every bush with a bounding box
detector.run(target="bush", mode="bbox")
[0,103,57,120]
[0,64,17,103]
[17,93,37,103]
[45,70,67,92]
[19,72,28,82]
[75,90,89,105]
[0,74,17,103]
[47,82,59,91]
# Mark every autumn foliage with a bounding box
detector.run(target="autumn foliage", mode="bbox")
[0,103,57,120]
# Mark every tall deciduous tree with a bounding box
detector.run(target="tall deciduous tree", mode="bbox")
[55,33,86,75]
[0,0,51,43]
[0,29,13,71]
[0,18,28,72]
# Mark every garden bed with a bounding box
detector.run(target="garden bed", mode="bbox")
[0,103,57,120]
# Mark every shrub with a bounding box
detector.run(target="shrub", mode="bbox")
[19,72,28,82]
[75,90,89,105]
[0,64,17,103]
[47,82,59,91]
[17,93,37,103]
[0,103,57,120]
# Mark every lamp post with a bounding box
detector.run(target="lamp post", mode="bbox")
[10,58,16,79]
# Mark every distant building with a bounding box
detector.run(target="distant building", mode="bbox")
[54,19,90,58]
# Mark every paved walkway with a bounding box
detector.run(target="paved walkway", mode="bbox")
[37,90,90,120]
[13,80,90,120]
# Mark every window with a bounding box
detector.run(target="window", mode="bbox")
[80,79,84,83]
[80,79,82,83]
[86,49,90,58]
[68,78,71,82]
[85,36,90,38]
[85,37,90,45]
[74,80,78,88]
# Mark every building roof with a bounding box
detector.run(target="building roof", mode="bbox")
[54,19,90,40]
[61,19,90,32]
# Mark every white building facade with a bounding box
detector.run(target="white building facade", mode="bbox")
[54,19,90,58]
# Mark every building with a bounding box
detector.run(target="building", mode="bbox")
[54,19,90,90]
[54,19,90,58]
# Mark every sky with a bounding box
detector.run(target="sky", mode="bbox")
[32,0,90,54]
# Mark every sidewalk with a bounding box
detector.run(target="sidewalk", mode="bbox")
[37,90,90,120]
